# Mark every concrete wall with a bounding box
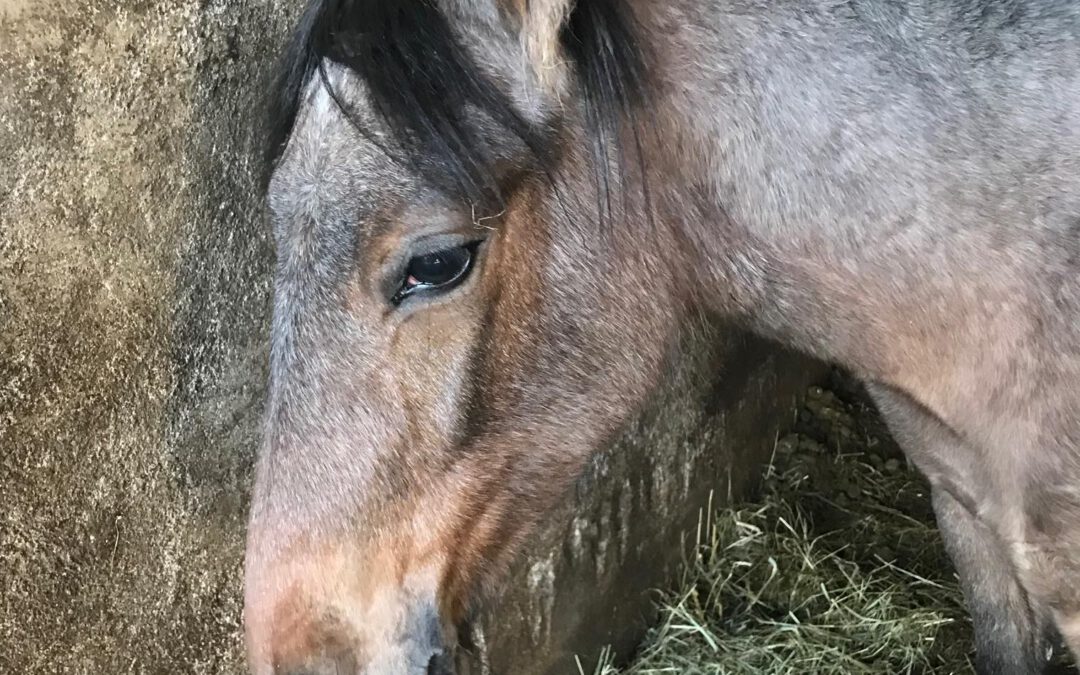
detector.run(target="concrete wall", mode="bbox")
[1,3,284,671]
[0,2,819,673]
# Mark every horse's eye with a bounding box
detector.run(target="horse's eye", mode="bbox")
[392,243,478,305]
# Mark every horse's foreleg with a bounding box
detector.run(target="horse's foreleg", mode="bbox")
[867,383,1049,674]
[932,487,1049,674]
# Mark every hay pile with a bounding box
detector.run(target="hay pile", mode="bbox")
[592,374,980,674]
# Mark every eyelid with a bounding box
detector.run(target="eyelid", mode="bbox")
[382,236,486,307]
[390,242,480,306]
[378,233,469,303]
[386,241,475,304]
[406,233,476,259]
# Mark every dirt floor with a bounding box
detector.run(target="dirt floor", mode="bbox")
[593,370,1078,675]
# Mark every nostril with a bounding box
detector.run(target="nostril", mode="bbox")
[427,652,454,675]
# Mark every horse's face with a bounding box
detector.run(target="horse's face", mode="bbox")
[244,2,678,673]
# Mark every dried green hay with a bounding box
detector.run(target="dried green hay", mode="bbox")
[586,379,977,675]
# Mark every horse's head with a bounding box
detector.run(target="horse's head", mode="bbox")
[244,1,687,672]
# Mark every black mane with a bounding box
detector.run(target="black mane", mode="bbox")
[265,0,646,208]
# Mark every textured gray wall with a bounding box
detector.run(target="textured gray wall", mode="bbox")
[0,3,819,673]
[1,2,286,671]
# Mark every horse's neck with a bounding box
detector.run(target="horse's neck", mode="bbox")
[639,10,900,372]
[643,0,1080,405]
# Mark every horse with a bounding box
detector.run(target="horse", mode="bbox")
[243,0,1080,673]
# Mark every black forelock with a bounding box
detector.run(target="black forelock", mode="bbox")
[561,0,650,226]
[265,0,648,212]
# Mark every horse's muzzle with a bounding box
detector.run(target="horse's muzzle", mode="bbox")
[276,651,453,675]
[245,577,454,675]
[269,646,453,675]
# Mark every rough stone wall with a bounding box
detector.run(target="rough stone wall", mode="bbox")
[0,2,820,673]
[1,2,290,671]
